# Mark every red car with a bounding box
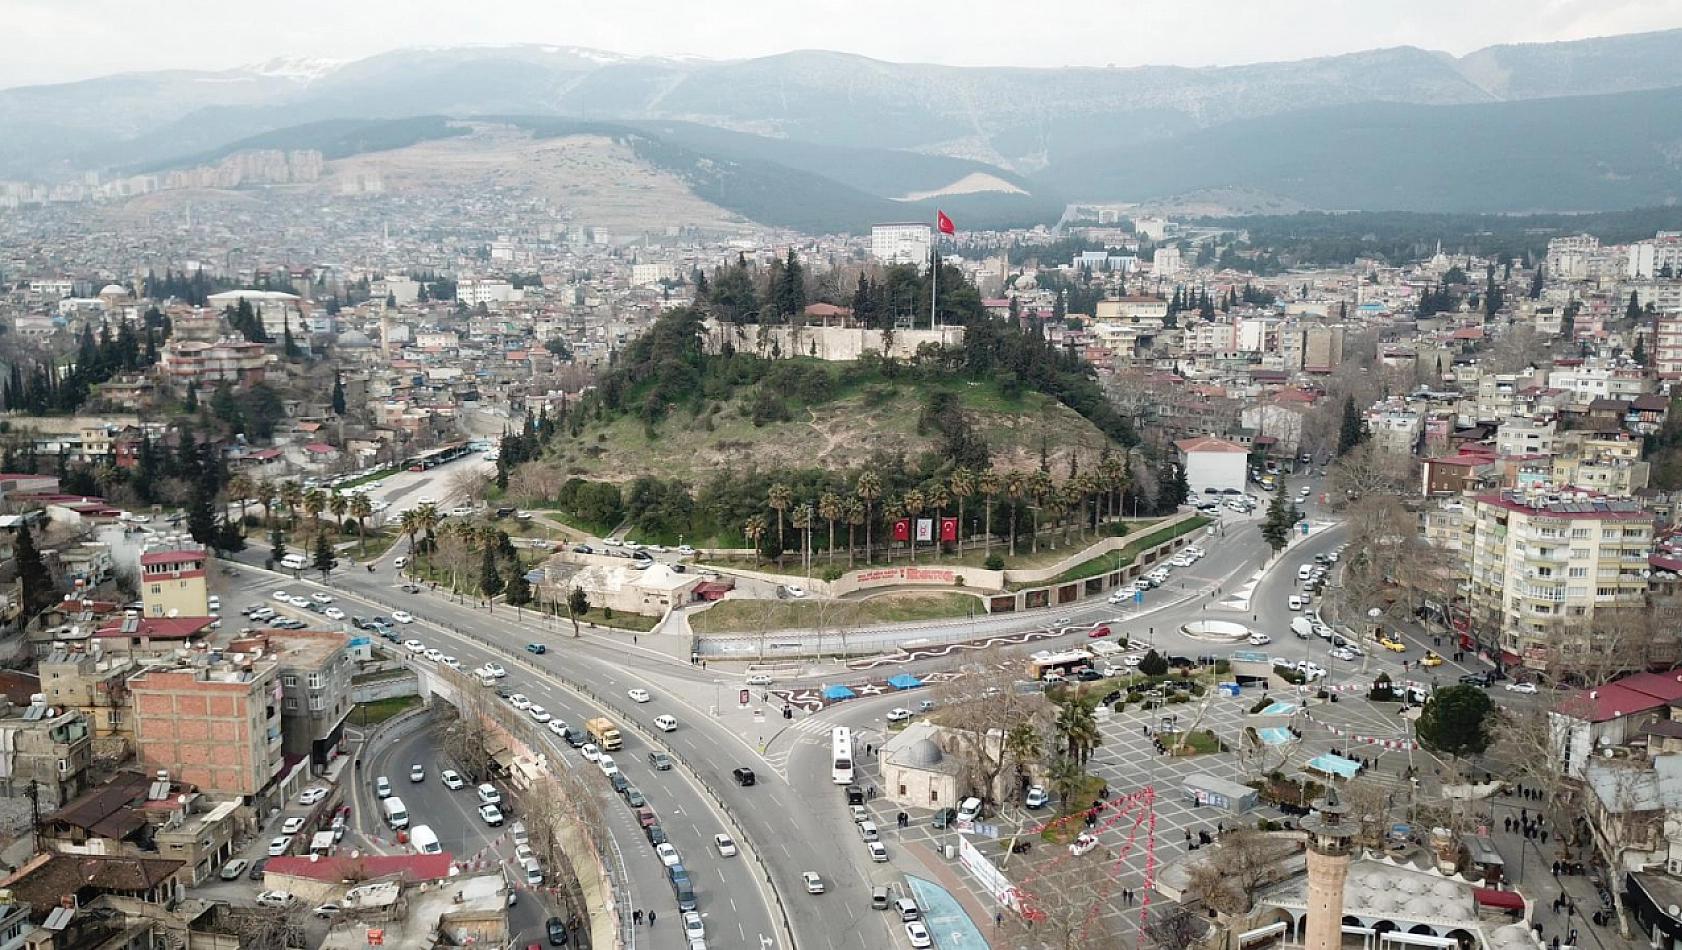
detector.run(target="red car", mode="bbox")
[1088,625,1111,638]
[635,806,657,829]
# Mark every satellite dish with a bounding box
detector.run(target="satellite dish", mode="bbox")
[1668,905,1678,918]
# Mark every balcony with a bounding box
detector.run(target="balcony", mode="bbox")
[1522,549,1570,564]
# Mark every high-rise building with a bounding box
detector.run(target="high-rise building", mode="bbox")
[871,224,932,268]
[129,656,282,800]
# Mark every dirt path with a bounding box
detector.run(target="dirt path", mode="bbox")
[806,407,849,465]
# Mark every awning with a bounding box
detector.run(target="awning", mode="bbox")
[887,674,922,690]
[822,685,856,700]
[1473,888,1524,911]
[1500,651,1522,665]
[491,749,516,769]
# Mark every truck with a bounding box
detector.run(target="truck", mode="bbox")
[586,717,622,751]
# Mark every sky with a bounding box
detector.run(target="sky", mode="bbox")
[4,0,1680,90]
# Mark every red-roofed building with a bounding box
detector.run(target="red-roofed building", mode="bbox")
[1553,670,1682,779]
[1175,436,1249,495]
[139,542,209,618]
[94,616,215,655]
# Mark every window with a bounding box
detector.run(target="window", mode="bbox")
[307,673,324,690]
[149,584,161,595]
[284,699,298,711]
[1572,527,1590,538]
[309,697,326,712]
[1569,567,1587,577]
[282,675,298,688]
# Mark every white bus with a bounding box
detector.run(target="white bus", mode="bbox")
[831,727,855,785]
[381,796,409,830]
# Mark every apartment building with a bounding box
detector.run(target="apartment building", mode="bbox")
[1656,313,1682,381]
[158,340,267,388]
[870,223,932,268]
[128,657,282,801]
[39,649,134,737]
[138,541,209,619]
[0,700,93,809]
[1461,490,1653,669]
[239,631,353,768]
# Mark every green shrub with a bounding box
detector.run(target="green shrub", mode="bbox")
[984,554,1005,571]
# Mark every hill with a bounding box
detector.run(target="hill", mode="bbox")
[132,115,467,173]
[1042,85,1682,213]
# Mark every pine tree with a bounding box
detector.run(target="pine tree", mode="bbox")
[331,373,346,416]
[312,529,336,580]
[480,541,504,606]
[1261,479,1294,555]
[504,562,532,607]
[1337,396,1369,456]
[1627,291,1643,322]
[270,526,287,566]
[15,523,57,616]
[184,381,199,412]
[283,313,301,359]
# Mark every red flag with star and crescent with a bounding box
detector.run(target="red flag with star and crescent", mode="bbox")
[936,210,955,235]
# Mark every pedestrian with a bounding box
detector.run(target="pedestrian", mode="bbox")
[649,910,656,926]
[1542,830,1549,844]
[867,744,874,756]
[1570,929,1578,945]
[634,910,643,925]
[633,635,638,644]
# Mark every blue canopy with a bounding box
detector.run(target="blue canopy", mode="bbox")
[887,674,922,690]
[822,684,856,700]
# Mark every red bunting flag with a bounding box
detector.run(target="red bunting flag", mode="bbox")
[940,517,959,542]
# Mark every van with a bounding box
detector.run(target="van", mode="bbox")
[411,825,442,855]
[477,783,502,806]
[894,898,922,922]
[957,797,983,823]
[1291,617,1314,639]
[523,858,544,886]
[511,822,529,848]
[1288,595,1306,611]
[381,796,409,830]
[871,885,892,910]
[859,821,880,842]
[280,553,308,571]
[375,776,392,799]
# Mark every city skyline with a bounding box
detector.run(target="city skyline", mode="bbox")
[3,0,1678,91]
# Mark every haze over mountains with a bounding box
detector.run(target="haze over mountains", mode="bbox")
[7,29,1682,228]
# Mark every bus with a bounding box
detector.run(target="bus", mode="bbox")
[831,727,855,785]
[1027,649,1095,681]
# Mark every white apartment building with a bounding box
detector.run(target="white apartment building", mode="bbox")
[1547,361,1651,407]
[1495,416,1556,458]
[1364,402,1423,456]
[1657,313,1682,380]
[1460,490,1653,667]
[1152,247,1183,277]
[458,278,518,306]
[1627,233,1682,279]
[871,223,932,268]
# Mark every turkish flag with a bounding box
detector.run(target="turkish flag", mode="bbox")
[940,517,958,542]
[892,519,911,541]
[936,210,955,235]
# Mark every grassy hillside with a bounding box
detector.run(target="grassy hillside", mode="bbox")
[550,367,1114,485]
[1044,85,1682,212]
[134,116,468,173]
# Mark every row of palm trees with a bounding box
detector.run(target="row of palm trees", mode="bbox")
[743,457,1134,570]
[227,474,377,551]
[999,692,1104,810]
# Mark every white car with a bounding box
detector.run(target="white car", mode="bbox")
[1504,682,1539,694]
[483,663,507,678]
[622,540,642,550]
[324,607,346,620]
[272,590,291,602]
[1329,648,1357,662]
[1247,633,1272,646]
[745,673,774,686]
[714,833,738,857]
[886,708,913,723]
[311,592,334,604]
[267,835,293,856]
[441,770,465,790]
[391,611,414,624]
[404,639,425,653]
[509,694,532,710]
[479,804,504,826]
[529,706,553,723]
[654,715,678,732]
[298,786,328,806]
[604,537,623,546]
[867,840,888,862]
[783,585,806,598]
[580,743,600,762]
[1122,653,1144,667]
[256,890,293,907]
[424,649,443,662]
[677,545,697,556]
[802,871,825,894]
[1069,833,1099,856]
[906,921,933,949]
[281,816,306,835]
[441,656,462,670]
[1025,785,1050,808]
[682,910,705,941]
[627,689,651,703]
[597,754,618,776]
[656,843,682,867]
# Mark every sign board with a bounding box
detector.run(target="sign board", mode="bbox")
[367,930,385,946]
[971,821,1001,839]
[739,689,750,706]
[957,835,1020,910]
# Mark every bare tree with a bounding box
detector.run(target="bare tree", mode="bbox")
[439,675,498,782]
[509,462,563,506]
[228,905,306,950]
[1181,829,1299,916]
[1140,904,1210,950]
[451,466,492,506]
[929,647,1050,807]
[1538,610,1659,687]
[1326,442,1415,505]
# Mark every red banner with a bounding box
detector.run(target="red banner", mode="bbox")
[940,517,958,542]
[892,519,910,541]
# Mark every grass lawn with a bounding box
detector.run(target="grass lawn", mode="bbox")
[1037,774,1109,842]
[574,609,661,633]
[1037,515,1212,588]
[1160,729,1225,755]
[354,695,422,724]
[688,592,979,634]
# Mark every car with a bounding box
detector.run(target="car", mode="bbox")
[1421,652,1445,667]
[249,607,276,620]
[677,544,697,556]
[931,807,957,829]
[572,544,594,554]
[733,767,757,786]
[636,806,658,829]
[547,917,570,946]
[867,840,889,862]
[509,694,532,710]
[745,673,774,686]
[496,683,515,699]
[484,663,507,678]
[529,706,553,723]
[1069,833,1100,856]
[256,890,293,908]
[627,688,651,703]
[604,537,623,546]
[403,639,425,653]
[310,592,334,604]
[298,786,328,806]
[1075,668,1104,682]
[1288,595,1307,611]
[597,754,618,777]
[267,836,293,856]
[281,817,306,835]
[886,707,913,723]
[1088,625,1111,638]
[957,796,983,822]
[1025,785,1050,809]
[783,585,806,598]
[441,656,462,670]
[424,649,444,662]
[313,903,342,918]
[714,833,738,857]
[410,764,425,782]
[656,843,682,867]
[219,859,248,880]
[906,921,933,949]
[248,857,270,880]
[580,743,600,762]
[548,719,570,737]
[676,911,704,941]
[272,590,291,602]
[392,611,414,624]
[442,770,465,790]
[288,596,310,608]
[654,714,678,732]
[1329,648,1357,662]
[479,804,505,826]
[323,607,346,621]
[525,642,547,654]
[375,776,392,798]
[1505,682,1539,694]
[1461,673,1493,687]
[802,871,825,894]
[648,750,672,770]
[1379,636,1407,653]
[624,786,646,807]
[1247,633,1272,646]
[393,556,409,570]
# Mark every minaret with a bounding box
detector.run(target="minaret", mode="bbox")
[1300,788,1354,950]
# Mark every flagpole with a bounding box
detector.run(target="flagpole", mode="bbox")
[931,221,939,331]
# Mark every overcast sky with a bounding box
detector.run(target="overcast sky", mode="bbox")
[5,0,1679,90]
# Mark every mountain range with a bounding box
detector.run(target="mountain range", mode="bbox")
[7,30,1682,226]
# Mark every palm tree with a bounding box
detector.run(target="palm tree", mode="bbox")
[278,480,302,529]
[791,502,815,578]
[1004,720,1043,795]
[927,483,951,556]
[742,514,768,566]
[1003,472,1026,557]
[843,499,865,567]
[882,497,907,561]
[1060,478,1083,544]
[818,492,842,563]
[303,489,326,532]
[1098,451,1125,528]
[254,478,276,526]
[902,489,925,563]
[855,471,882,564]
[1028,470,1054,554]
[399,508,422,559]
[228,474,254,524]
[1047,755,1086,814]
[767,483,793,564]
[415,502,440,566]
[1055,696,1103,765]
[328,490,348,535]
[349,493,373,555]
[975,469,999,556]
[948,468,975,557]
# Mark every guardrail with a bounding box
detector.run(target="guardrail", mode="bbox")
[379,595,801,950]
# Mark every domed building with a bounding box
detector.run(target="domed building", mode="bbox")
[97,283,131,311]
[879,718,998,812]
